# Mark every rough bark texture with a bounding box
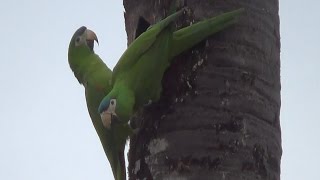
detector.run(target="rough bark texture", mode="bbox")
[123,0,281,179]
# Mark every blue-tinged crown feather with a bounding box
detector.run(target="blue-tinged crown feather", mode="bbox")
[98,97,110,113]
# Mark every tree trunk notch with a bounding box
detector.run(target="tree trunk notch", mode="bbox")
[123,0,281,180]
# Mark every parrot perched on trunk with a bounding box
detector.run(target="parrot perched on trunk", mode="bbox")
[97,6,243,179]
[68,27,128,180]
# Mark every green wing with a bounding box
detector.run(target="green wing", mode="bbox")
[112,8,185,84]
[171,8,244,58]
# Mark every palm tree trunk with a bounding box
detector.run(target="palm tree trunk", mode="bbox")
[123,0,281,179]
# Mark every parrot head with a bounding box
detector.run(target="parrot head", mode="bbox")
[69,26,99,52]
[98,96,118,129]
[68,26,99,81]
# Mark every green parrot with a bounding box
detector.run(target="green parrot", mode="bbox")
[68,27,127,180]
[97,7,243,179]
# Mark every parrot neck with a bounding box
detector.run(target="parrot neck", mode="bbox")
[72,54,107,85]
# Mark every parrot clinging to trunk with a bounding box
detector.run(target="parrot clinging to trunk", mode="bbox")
[97,7,243,179]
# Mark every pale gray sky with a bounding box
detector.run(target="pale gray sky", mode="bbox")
[280,0,320,179]
[0,0,318,180]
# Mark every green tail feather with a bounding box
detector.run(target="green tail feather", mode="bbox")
[116,150,126,180]
[109,148,125,180]
[170,8,244,58]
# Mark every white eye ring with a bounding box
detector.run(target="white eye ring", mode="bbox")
[75,36,83,46]
[107,99,116,113]
[110,99,116,107]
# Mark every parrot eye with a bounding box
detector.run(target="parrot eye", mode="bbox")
[110,99,116,107]
[75,36,82,46]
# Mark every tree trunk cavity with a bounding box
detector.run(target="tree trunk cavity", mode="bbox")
[123,0,281,179]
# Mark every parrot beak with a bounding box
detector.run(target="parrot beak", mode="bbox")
[100,111,118,129]
[101,111,112,129]
[86,29,99,45]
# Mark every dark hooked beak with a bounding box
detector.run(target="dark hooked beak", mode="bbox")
[100,111,118,129]
[85,29,99,45]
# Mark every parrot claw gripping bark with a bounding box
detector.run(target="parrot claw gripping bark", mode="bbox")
[97,6,243,180]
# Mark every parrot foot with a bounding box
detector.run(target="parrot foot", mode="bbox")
[132,127,141,135]
[143,100,153,107]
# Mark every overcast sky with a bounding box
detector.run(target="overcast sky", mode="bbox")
[0,0,319,180]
